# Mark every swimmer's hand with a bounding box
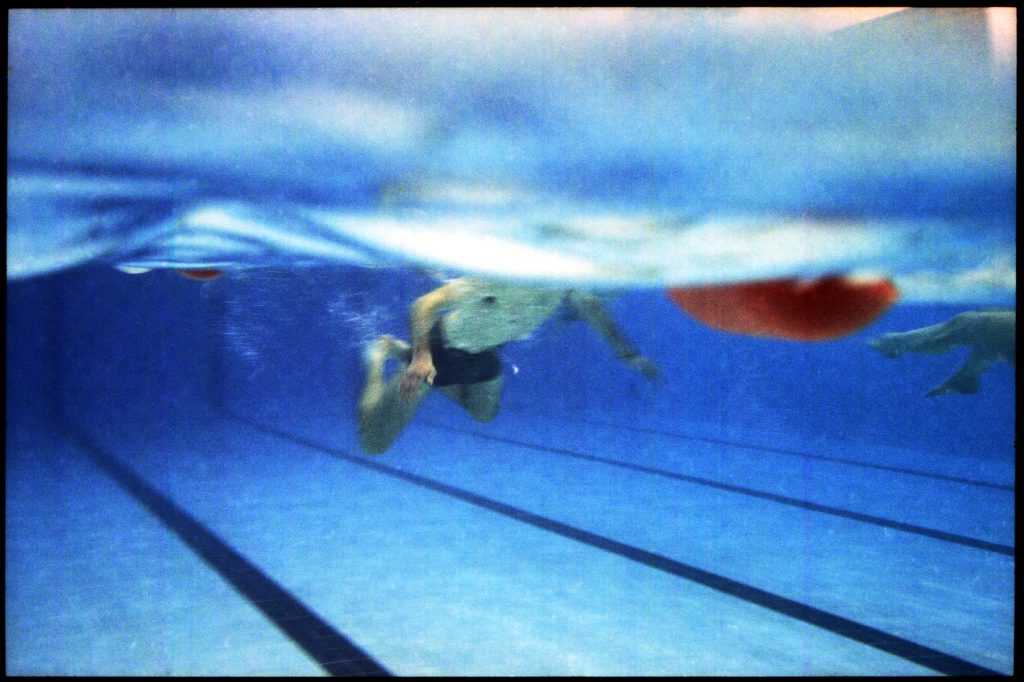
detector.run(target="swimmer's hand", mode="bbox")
[399,352,436,402]
[621,353,660,381]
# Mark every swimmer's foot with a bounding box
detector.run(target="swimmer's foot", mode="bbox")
[867,336,902,359]
[362,335,411,369]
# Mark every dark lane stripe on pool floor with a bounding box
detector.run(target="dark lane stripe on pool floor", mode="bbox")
[60,421,392,678]
[420,421,1014,557]
[226,410,1002,677]
[501,405,1015,493]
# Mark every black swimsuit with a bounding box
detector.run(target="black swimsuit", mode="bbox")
[419,320,503,387]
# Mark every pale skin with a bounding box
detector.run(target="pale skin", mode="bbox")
[868,309,1015,397]
[357,278,659,455]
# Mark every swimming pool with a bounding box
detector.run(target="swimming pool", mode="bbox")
[6,7,1015,675]
[6,265,1014,675]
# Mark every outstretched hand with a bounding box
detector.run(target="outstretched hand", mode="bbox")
[399,353,436,403]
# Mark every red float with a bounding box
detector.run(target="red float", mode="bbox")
[176,269,225,281]
[667,275,899,341]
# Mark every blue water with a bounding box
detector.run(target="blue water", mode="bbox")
[6,7,1016,676]
[5,265,1015,675]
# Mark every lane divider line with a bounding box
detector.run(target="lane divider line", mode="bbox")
[225,410,1002,677]
[420,421,1014,557]
[61,421,393,678]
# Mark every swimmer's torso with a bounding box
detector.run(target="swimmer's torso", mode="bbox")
[439,279,566,353]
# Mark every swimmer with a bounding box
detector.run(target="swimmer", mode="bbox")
[357,278,659,454]
[868,309,1015,397]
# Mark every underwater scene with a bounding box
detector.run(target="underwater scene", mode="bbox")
[6,8,1015,676]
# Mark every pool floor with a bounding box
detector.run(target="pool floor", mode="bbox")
[5,393,1014,675]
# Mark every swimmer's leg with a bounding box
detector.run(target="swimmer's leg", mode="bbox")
[438,374,504,423]
[357,335,429,455]
[868,315,969,358]
[925,349,993,397]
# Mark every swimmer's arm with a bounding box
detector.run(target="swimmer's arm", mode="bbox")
[408,280,468,359]
[400,280,469,401]
[567,291,659,379]
[567,291,637,358]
